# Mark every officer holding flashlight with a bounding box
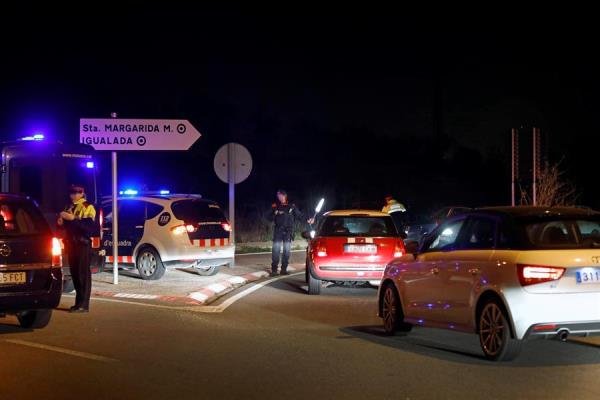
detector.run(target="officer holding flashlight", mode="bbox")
[57,184,97,313]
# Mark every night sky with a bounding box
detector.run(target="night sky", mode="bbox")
[1,12,599,219]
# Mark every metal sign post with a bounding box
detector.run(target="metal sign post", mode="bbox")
[111,150,119,285]
[80,117,202,285]
[227,143,236,244]
[110,112,119,285]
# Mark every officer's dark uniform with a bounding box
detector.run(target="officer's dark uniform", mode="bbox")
[62,198,97,311]
[269,201,306,274]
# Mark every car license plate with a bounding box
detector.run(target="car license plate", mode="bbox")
[576,269,600,284]
[344,244,377,254]
[0,272,26,285]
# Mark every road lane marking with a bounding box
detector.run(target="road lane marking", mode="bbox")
[4,339,118,363]
[196,272,303,313]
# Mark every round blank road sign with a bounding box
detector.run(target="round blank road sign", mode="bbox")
[213,143,253,184]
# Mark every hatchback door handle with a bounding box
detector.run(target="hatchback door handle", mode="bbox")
[431,267,440,275]
[468,268,480,275]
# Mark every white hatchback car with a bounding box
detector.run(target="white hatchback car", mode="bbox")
[101,194,234,279]
[378,206,600,361]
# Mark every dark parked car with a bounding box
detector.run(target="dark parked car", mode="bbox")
[0,194,62,328]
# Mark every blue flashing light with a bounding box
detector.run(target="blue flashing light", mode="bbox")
[20,133,45,141]
[159,190,170,195]
[86,161,95,169]
[120,189,138,196]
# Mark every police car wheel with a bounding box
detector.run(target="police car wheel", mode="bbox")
[196,265,219,276]
[136,248,165,280]
[17,309,52,329]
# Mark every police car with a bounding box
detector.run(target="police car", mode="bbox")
[101,192,234,280]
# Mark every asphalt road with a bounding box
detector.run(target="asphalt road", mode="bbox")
[2,253,600,399]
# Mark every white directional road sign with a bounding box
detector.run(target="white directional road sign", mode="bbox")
[80,118,202,151]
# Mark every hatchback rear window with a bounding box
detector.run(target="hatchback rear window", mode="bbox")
[171,200,227,222]
[523,218,600,248]
[0,200,49,236]
[319,216,398,237]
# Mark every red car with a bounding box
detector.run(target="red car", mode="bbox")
[304,210,405,295]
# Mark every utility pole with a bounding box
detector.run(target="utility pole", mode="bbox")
[532,127,541,206]
[511,128,519,206]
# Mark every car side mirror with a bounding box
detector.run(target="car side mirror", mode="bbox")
[404,240,419,256]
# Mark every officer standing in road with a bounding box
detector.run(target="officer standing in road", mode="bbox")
[382,195,407,235]
[57,184,97,313]
[269,190,313,277]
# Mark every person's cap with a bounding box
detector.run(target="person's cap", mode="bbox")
[276,189,287,196]
[69,184,85,194]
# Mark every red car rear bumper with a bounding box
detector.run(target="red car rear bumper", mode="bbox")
[310,260,386,281]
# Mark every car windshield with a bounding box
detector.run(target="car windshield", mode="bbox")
[522,217,600,249]
[171,200,227,222]
[0,200,49,237]
[319,216,398,237]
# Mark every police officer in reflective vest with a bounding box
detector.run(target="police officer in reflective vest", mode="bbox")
[382,195,407,235]
[269,190,313,277]
[57,184,97,313]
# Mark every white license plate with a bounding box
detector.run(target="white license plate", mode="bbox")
[576,269,600,284]
[344,244,377,254]
[0,272,26,285]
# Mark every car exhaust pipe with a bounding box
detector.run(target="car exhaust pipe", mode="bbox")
[557,329,569,342]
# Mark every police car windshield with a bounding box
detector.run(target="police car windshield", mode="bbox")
[0,200,49,237]
[319,216,398,237]
[171,200,226,222]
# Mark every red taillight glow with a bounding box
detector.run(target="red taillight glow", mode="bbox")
[518,264,565,286]
[52,237,62,267]
[222,223,232,232]
[171,224,197,235]
[394,241,405,258]
[313,239,327,257]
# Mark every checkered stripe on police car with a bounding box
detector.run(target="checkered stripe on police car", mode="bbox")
[105,256,135,263]
[191,238,231,248]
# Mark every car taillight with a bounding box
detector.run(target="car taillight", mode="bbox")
[171,224,197,235]
[222,223,232,232]
[518,264,565,286]
[394,241,405,258]
[52,237,62,267]
[314,240,327,257]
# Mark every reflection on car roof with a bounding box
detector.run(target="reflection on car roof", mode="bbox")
[323,209,390,217]
[473,206,600,218]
